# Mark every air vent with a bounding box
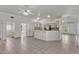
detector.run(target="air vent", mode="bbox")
[10,16,14,19]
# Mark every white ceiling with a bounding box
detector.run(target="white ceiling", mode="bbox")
[0,5,79,19]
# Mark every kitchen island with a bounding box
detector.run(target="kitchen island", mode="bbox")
[34,30,60,41]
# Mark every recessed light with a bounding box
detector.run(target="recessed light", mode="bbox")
[47,14,51,18]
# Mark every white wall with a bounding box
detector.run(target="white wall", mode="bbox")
[0,12,34,39]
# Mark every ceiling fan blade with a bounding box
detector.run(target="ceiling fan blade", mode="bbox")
[29,13,34,15]
[18,8,25,13]
[18,8,34,16]
[27,10,32,12]
[18,11,24,14]
[23,12,29,16]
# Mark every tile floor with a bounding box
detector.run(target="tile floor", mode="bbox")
[0,34,79,54]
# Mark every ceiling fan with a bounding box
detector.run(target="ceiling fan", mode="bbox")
[18,6,33,16]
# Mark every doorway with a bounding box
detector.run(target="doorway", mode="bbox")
[21,23,33,37]
[6,22,15,38]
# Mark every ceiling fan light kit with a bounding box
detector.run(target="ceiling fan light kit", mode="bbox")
[23,12,29,16]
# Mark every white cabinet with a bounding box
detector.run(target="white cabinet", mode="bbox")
[34,31,46,40]
[34,30,60,41]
